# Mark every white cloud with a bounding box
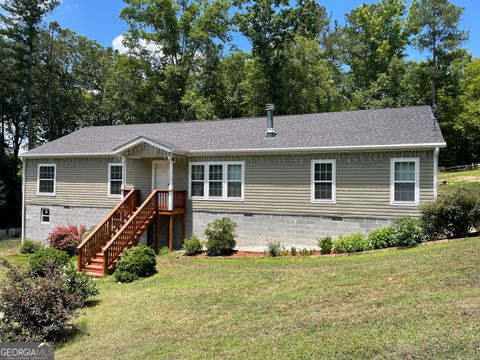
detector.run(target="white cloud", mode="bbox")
[112,34,163,57]
[112,34,129,54]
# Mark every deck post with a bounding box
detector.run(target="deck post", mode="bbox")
[182,213,186,243]
[168,215,174,251]
[168,154,174,211]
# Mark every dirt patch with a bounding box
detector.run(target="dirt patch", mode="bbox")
[450,175,480,183]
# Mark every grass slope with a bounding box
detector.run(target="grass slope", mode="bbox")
[439,169,480,193]
[52,238,480,360]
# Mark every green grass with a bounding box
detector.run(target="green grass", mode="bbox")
[51,238,480,359]
[1,238,479,359]
[439,169,480,193]
[0,238,30,280]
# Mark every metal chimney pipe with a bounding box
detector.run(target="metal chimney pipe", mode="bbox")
[265,103,276,138]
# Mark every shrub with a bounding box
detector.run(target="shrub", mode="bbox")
[29,248,69,276]
[114,245,157,283]
[205,217,237,256]
[368,227,393,249]
[63,262,99,305]
[158,247,170,256]
[0,258,80,342]
[390,217,423,247]
[20,239,44,254]
[183,235,203,256]
[48,224,86,256]
[421,189,480,240]
[317,236,333,254]
[334,233,370,253]
[299,248,309,256]
[265,240,282,257]
[290,247,297,256]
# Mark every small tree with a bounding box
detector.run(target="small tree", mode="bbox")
[205,217,237,256]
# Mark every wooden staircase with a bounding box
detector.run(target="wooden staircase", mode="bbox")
[77,188,185,277]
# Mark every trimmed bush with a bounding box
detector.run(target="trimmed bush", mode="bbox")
[205,217,237,256]
[183,235,203,256]
[0,258,81,342]
[63,262,99,305]
[48,224,86,256]
[114,245,157,283]
[334,233,370,253]
[390,217,423,247]
[20,239,44,254]
[317,236,333,254]
[29,248,69,276]
[421,189,480,240]
[368,227,392,249]
[265,240,282,257]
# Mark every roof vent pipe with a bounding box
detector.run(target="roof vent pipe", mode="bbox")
[265,103,276,138]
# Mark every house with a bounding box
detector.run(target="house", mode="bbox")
[20,105,445,275]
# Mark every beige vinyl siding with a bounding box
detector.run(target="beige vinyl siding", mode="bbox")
[126,158,152,202]
[188,150,434,219]
[126,157,189,202]
[25,158,122,208]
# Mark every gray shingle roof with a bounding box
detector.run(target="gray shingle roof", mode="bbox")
[22,106,445,157]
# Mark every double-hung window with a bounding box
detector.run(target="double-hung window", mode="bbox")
[37,164,56,196]
[311,160,336,203]
[108,164,123,197]
[390,158,419,205]
[189,162,244,200]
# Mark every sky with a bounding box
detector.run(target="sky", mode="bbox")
[43,0,480,60]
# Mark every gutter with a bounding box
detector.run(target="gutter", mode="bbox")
[20,142,447,159]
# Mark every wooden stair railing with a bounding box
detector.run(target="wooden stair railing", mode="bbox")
[102,189,160,274]
[77,189,138,271]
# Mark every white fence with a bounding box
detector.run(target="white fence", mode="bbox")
[0,228,21,240]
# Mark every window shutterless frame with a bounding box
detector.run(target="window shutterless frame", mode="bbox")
[37,164,56,196]
[108,163,124,197]
[390,158,420,206]
[311,160,336,204]
[188,161,245,201]
[41,208,50,224]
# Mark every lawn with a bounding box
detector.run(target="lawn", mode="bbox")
[0,238,30,280]
[1,237,479,359]
[438,169,480,193]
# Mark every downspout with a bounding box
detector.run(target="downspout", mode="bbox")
[121,155,127,198]
[433,147,439,198]
[21,157,26,242]
[168,153,174,211]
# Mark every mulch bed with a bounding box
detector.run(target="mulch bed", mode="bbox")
[177,236,477,259]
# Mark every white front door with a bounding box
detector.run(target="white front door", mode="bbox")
[152,161,169,190]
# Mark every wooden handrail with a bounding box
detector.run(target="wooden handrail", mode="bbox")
[101,189,186,273]
[77,189,138,271]
[102,189,159,273]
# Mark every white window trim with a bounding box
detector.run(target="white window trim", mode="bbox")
[188,161,245,201]
[40,208,50,224]
[37,163,56,196]
[108,163,124,198]
[311,159,336,204]
[390,158,420,206]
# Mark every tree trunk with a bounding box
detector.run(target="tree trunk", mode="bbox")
[431,34,437,107]
[27,40,34,149]
[47,28,54,141]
